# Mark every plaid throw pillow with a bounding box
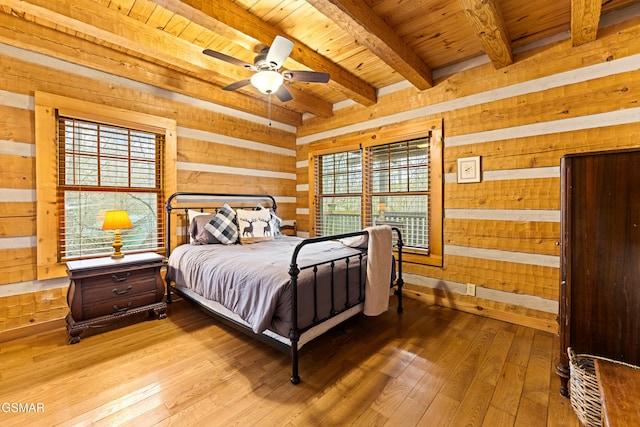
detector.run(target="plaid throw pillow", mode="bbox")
[204,203,238,245]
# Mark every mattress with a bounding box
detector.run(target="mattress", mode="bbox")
[166,235,368,336]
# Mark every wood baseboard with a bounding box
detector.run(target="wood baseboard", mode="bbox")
[402,285,558,334]
[0,317,66,343]
[0,289,555,344]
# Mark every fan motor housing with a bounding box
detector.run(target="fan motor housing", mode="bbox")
[254,52,277,71]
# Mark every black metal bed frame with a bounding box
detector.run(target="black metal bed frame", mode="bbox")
[164,191,404,384]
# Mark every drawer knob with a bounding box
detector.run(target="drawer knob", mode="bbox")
[111,272,131,283]
[112,285,132,295]
[113,302,132,313]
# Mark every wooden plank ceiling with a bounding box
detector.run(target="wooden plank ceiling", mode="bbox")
[0,0,638,127]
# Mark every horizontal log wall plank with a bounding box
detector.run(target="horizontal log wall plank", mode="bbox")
[0,248,36,285]
[178,137,295,173]
[0,202,36,217]
[0,216,35,238]
[405,257,558,300]
[0,154,34,188]
[445,178,560,210]
[444,219,560,256]
[177,171,296,201]
[0,106,34,143]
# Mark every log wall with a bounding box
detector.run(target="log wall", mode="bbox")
[0,41,297,333]
[297,18,640,332]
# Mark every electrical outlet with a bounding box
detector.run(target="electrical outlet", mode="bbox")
[466,283,476,296]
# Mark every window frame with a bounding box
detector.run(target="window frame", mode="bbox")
[308,118,443,267]
[35,92,177,279]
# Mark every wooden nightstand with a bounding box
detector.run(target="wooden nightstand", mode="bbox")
[66,252,167,344]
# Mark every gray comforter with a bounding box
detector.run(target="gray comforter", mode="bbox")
[166,236,368,336]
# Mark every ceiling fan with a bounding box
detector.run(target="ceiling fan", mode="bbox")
[203,36,330,102]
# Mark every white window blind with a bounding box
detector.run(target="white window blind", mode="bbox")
[57,116,165,260]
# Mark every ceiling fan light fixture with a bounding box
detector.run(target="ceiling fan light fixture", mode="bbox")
[205,36,329,102]
[251,70,283,94]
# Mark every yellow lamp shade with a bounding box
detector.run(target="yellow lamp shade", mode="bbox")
[102,210,132,231]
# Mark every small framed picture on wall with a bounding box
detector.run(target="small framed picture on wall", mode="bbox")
[457,156,481,183]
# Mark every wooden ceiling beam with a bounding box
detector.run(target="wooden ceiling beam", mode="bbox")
[459,0,513,69]
[0,0,304,125]
[306,0,433,90]
[285,86,334,118]
[571,0,602,46]
[155,0,377,107]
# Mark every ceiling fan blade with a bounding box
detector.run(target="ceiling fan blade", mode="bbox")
[265,36,294,70]
[222,79,251,91]
[283,70,330,83]
[203,49,256,71]
[274,85,293,102]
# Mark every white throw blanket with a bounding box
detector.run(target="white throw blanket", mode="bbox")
[364,225,393,316]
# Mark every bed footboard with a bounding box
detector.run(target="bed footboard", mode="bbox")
[287,228,404,384]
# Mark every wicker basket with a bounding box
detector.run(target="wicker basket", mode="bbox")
[567,347,640,427]
[567,348,601,427]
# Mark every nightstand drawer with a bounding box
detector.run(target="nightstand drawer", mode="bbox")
[82,291,158,319]
[82,269,158,303]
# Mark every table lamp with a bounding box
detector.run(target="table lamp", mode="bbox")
[102,210,133,259]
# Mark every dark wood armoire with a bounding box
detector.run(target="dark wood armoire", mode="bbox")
[557,148,640,396]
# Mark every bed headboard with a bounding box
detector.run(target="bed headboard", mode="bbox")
[165,192,278,255]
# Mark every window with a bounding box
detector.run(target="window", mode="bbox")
[58,117,165,259]
[316,149,362,235]
[369,138,430,249]
[36,92,177,279]
[311,121,442,266]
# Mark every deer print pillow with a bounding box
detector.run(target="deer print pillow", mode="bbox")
[236,208,275,244]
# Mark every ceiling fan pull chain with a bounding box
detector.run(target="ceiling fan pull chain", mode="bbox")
[268,94,272,131]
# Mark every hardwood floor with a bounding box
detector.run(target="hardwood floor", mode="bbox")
[0,297,580,426]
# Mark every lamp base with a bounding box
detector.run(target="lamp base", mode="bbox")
[111,230,125,259]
